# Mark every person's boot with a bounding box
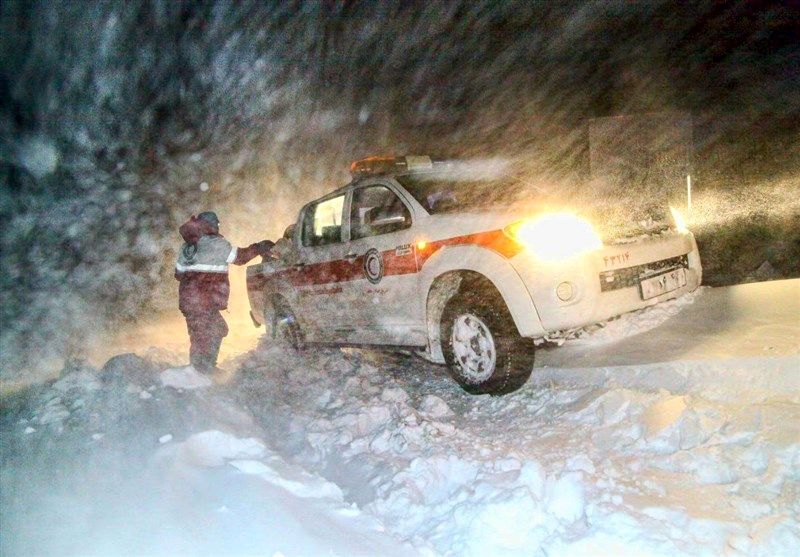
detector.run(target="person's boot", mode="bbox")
[207,334,223,370]
[189,350,204,371]
[192,353,215,374]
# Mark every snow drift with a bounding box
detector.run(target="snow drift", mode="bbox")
[3,280,797,556]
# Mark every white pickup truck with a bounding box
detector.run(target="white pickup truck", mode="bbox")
[247,156,702,394]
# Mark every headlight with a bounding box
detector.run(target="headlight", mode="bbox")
[504,213,602,262]
[669,206,689,233]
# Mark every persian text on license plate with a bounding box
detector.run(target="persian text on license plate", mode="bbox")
[639,267,687,300]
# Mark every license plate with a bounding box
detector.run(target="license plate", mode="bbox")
[639,267,687,300]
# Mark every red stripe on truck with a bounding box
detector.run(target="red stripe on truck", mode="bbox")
[247,229,522,291]
[417,229,522,265]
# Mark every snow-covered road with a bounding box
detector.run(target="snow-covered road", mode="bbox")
[540,278,799,366]
[2,280,798,556]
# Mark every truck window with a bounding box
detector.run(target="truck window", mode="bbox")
[303,194,345,247]
[350,185,412,240]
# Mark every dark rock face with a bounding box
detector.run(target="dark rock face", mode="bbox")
[100,353,159,386]
[1,1,798,379]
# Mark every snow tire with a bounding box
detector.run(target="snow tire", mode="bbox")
[441,286,534,395]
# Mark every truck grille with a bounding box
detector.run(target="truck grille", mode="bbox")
[599,254,688,292]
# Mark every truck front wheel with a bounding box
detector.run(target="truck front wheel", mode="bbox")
[441,289,534,395]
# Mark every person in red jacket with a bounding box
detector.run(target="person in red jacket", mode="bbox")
[175,211,273,373]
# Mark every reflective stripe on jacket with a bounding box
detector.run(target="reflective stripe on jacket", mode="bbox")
[175,235,234,313]
[174,218,266,313]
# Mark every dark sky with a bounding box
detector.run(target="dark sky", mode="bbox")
[2,1,798,168]
[315,1,798,119]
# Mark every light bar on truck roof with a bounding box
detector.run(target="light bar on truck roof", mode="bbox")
[349,155,433,177]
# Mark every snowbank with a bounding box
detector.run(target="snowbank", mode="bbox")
[540,279,799,368]
[3,280,798,556]
[160,365,213,390]
[231,281,800,556]
[233,342,800,555]
[2,361,416,556]
[151,429,416,556]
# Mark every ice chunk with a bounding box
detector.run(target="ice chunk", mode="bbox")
[395,456,480,506]
[547,472,585,523]
[380,387,410,404]
[644,395,687,437]
[461,490,550,555]
[355,406,392,436]
[36,399,70,425]
[53,370,101,393]
[176,430,265,467]
[566,454,596,474]
[229,458,343,501]
[160,365,212,390]
[642,395,723,453]
[419,395,454,418]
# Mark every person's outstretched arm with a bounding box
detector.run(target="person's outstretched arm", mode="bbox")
[230,240,274,266]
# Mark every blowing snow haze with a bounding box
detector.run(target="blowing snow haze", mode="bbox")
[0,0,798,381]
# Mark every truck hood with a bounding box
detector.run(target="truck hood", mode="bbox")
[420,207,546,239]
[421,203,674,244]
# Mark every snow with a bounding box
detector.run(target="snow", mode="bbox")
[160,365,213,390]
[168,430,265,466]
[16,135,60,179]
[148,429,417,556]
[542,279,799,365]
[230,279,799,556]
[3,365,417,556]
[2,280,799,555]
[550,285,708,346]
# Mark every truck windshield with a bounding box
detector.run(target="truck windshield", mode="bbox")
[396,172,537,214]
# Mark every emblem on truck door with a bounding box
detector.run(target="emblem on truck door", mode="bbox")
[364,248,384,284]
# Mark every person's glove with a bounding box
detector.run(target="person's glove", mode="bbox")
[254,239,275,257]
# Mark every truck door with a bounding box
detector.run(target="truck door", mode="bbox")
[293,192,352,339]
[344,183,424,346]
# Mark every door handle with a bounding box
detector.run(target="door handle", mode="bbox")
[344,253,358,263]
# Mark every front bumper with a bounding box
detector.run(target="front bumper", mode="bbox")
[511,231,702,334]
